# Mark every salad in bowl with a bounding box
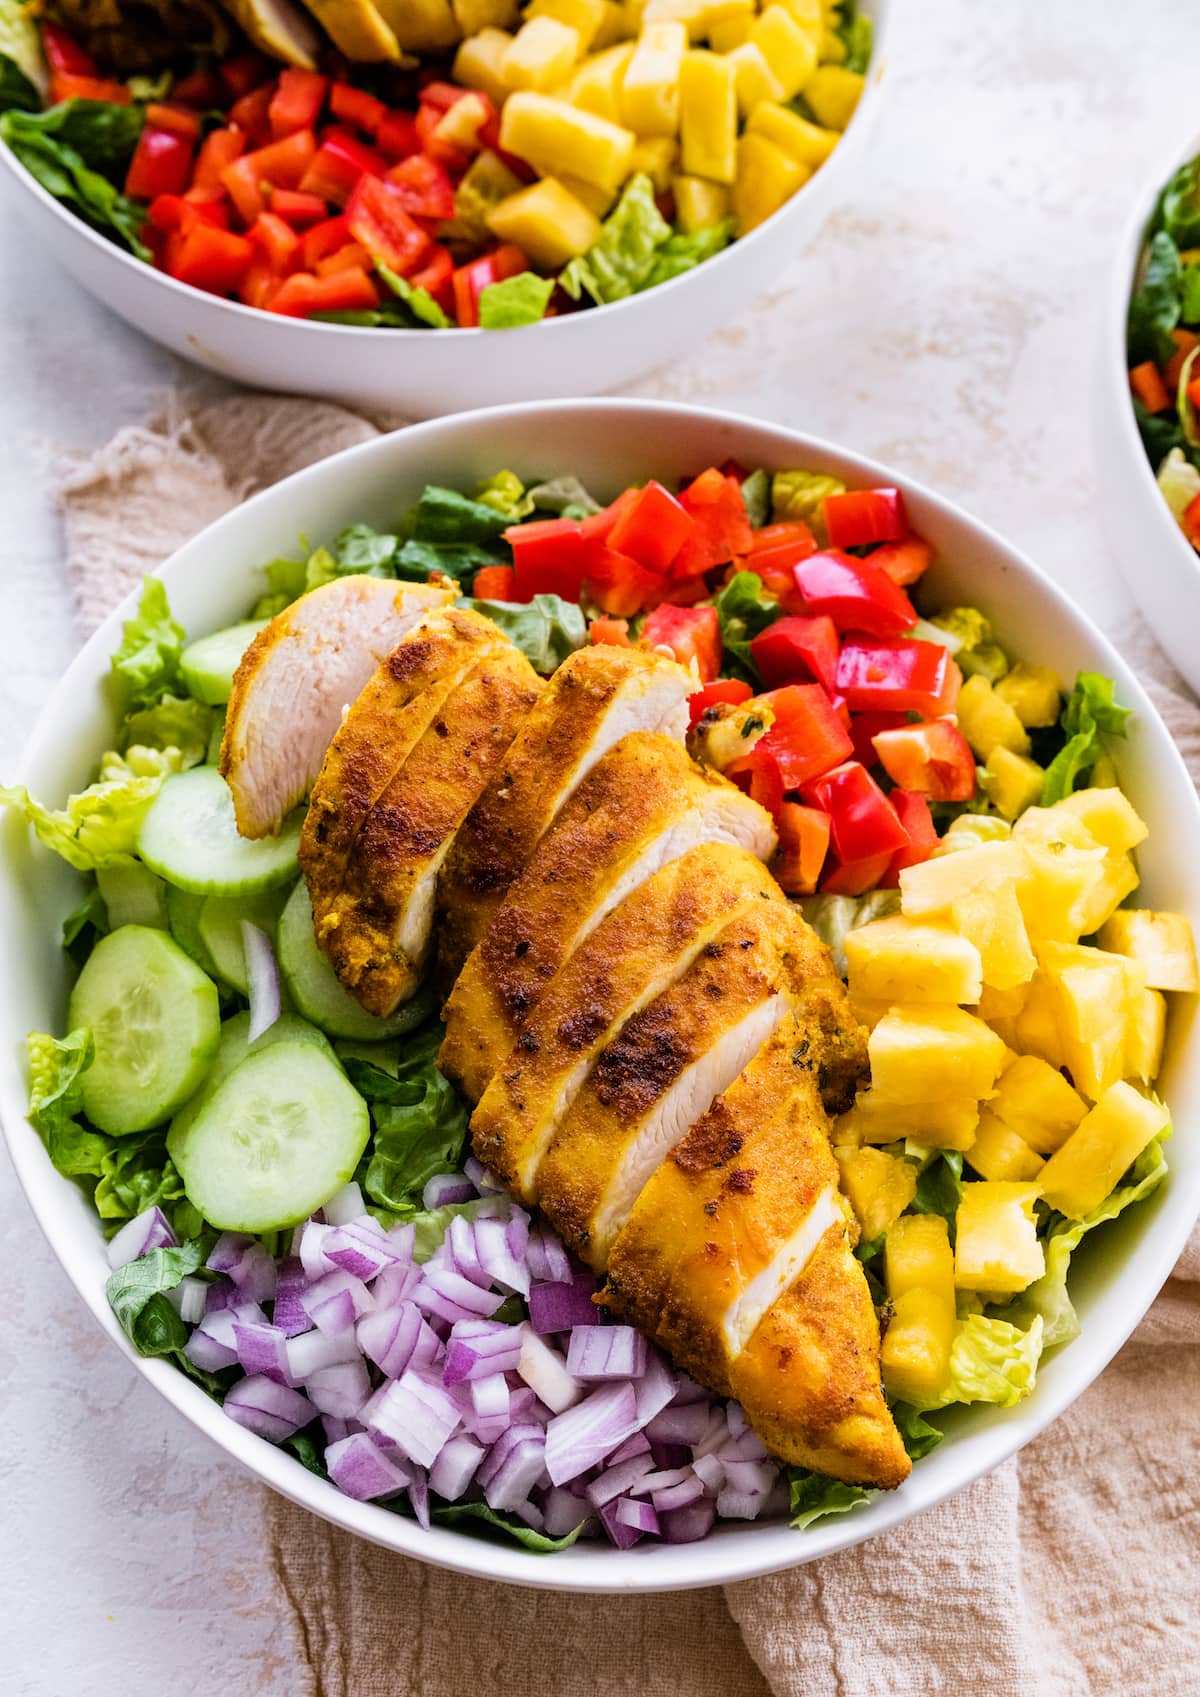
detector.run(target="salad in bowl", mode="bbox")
[3,402,1197,1591]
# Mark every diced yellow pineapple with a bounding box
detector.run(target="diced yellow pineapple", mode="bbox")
[1012,803,1094,851]
[1016,838,1109,944]
[487,178,602,267]
[990,1054,1087,1153]
[1098,908,1199,992]
[388,0,458,49]
[502,14,582,88]
[818,24,845,61]
[641,0,709,35]
[844,914,983,1006]
[732,131,808,233]
[558,172,617,214]
[847,992,892,1031]
[869,1005,1008,1104]
[1037,1081,1169,1217]
[881,1215,956,1402]
[1124,984,1166,1084]
[745,99,840,167]
[850,1089,981,1151]
[626,133,676,187]
[528,0,607,47]
[1054,788,1148,855]
[707,0,754,50]
[1070,853,1139,937]
[433,90,492,148]
[1011,970,1067,1068]
[678,49,737,181]
[985,746,1045,821]
[727,41,786,116]
[750,3,818,99]
[621,20,687,134]
[452,0,518,33]
[956,674,1031,761]
[499,93,636,188]
[804,62,863,128]
[954,1182,1044,1293]
[950,878,1037,992]
[776,0,821,39]
[899,839,1025,918]
[1037,940,1132,1098]
[569,41,634,119]
[975,979,1028,1048]
[966,1109,1046,1183]
[994,663,1063,728]
[940,814,1012,851]
[673,173,731,230]
[454,27,515,102]
[835,1146,918,1242]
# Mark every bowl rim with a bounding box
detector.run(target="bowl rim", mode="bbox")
[5,395,1199,1594]
[0,0,889,346]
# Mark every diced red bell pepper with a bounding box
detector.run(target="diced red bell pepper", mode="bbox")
[582,543,664,617]
[872,720,976,803]
[473,565,516,600]
[687,676,753,729]
[229,83,276,145]
[376,110,420,162]
[239,262,283,310]
[726,746,785,819]
[718,456,750,482]
[316,242,371,276]
[822,850,893,896]
[223,129,317,225]
[607,481,695,575]
[641,604,722,681]
[882,790,938,885]
[823,487,909,549]
[220,52,273,101]
[1183,491,1200,550]
[269,187,329,227]
[746,520,818,573]
[800,761,909,864]
[415,100,471,172]
[299,131,385,207]
[589,615,632,647]
[173,69,226,109]
[50,72,131,104]
[871,536,933,588]
[409,243,454,312]
[773,803,831,895]
[755,684,853,791]
[145,102,202,140]
[829,691,852,729]
[168,223,255,294]
[269,69,328,138]
[432,90,494,155]
[452,244,527,328]
[194,128,245,190]
[749,614,839,692]
[847,708,908,768]
[300,215,350,268]
[125,128,194,202]
[505,518,585,601]
[385,152,456,220]
[670,467,753,579]
[267,268,380,316]
[248,211,301,272]
[419,79,470,112]
[149,192,227,233]
[345,175,431,275]
[792,550,916,638]
[582,487,638,545]
[41,21,96,76]
[836,639,962,718]
[329,82,387,137]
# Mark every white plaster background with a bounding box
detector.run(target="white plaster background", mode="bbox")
[0,0,1196,1689]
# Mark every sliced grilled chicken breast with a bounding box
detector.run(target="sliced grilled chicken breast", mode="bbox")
[471,843,784,1202]
[439,734,777,1103]
[221,576,454,838]
[313,643,542,1015]
[222,0,319,65]
[298,0,400,59]
[438,646,694,975]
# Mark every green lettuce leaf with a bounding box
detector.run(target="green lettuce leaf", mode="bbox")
[353,1026,470,1216]
[111,578,186,708]
[432,1500,585,1551]
[120,694,213,766]
[1128,229,1183,366]
[26,1028,111,1178]
[559,174,670,305]
[771,469,845,532]
[1041,672,1132,805]
[378,265,451,328]
[412,484,511,545]
[1159,158,1200,251]
[835,0,873,72]
[61,882,109,961]
[283,1429,329,1477]
[911,1312,1044,1412]
[95,1129,203,1239]
[395,538,504,589]
[740,467,771,529]
[643,219,734,289]
[713,569,784,678]
[1,744,184,870]
[479,271,555,328]
[106,1239,207,1358]
[526,474,602,517]
[0,101,150,259]
[0,0,46,101]
[788,1469,870,1529]
[798,887,900,976]
[0,53,40,113]
[333,522,399,576]
[891,1401,944,1460]
[464,592,588,672]
[909,1149,965,1231]
[475,470,534,520]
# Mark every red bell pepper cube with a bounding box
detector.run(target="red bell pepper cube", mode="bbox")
[145,102,202,140]
[299,131,385,207]
[409,243,454,312]
[687,676,753,729]
[300,215,350,268]
[316,242,371,276]
[269,188,329,227]
[848,708,908,768]
[749,614,839,692]
[248,211,301,272]
[725,746,785,819]
[194,128,245,190]
[452,244,527,327]
[169,223,255,294]
[641,604,722,681]
[581,486,638,545]
[582,542,664,617]
[755,684,853,791]
[345,175,431,275]
[871,536,933,588]
[432,90,494,155]
[1183,491,1200,550]
[835,639,962,718]
[419,80,469,112]
[125,128,194,202]
[269,69,328,138]
[173,68,226,109]
[472,565,516,601]
[606,481,694,575]
[376,110,420,162]
[800,760,909,864]
[747,520,818,571]
[821,850,893,896]
[40,21,96,75]
[328,82,386,137]
[773,802,831,895]
[229,83,276,145]
[589,615,633,647]
[793,550,916,638]
[670,467,753,578]
[50,72,131,104]
[822,487,909,549]
[224,129,318,225]
[267,268,380,316]
[872,720,976,803]
[385,153,456,220]
[239,262,283,310]
[882,791,939,884]
[220,52,272,101]
[415,102,471,173]
[505,518,586,601]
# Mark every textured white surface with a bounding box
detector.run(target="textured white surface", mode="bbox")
[0,0,1197,1688]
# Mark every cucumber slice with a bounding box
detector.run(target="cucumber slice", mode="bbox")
[197,886,288,994]
[167,1040,370,1231]
[169,1010,334,1146]
[277,880,436,1041]
[138,766,302,895]
[68,925,221,1136]
[97,862,169,930]
[180,621,268,706]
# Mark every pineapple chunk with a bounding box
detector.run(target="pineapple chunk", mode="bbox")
[433,90,492,149]
[387,0,458,49]
[679,49,737,182]
[950,878,1036,992]
[499,93,636,189]
[994,663,1062,728]
[1054,788,1148,855]
[835,1146,918,1242]
[708,2,754,51]
[900,839,1025,917]
[849,1089,981,1151]
[629,133,678,188]
[454,27,515,101]
[777,0,821,38]
[1098,908,1199,992]
[732,131,808,234]
[1037,940,1133,1098]
[881,1216,956,1402]
[1125,985,1166,1084]
[591,0,624,45]
[558,172,617,214]
[956,674,1031,761]
[569,41,634,120]
[487,178,602,267]
[1037,1081,1169,1218]
[621,20,687,135]
[976,979,1028,1048]
[453,0,518,31]
[1070,853,1139,937]
[869,1005,1008,1104]
[746,100,840,168]
[641,0,709,35]
[1012,803,1094,851]
[847,992,892,1032]
[990,1054,1086,1154]
[938,813,1012,851]
[844,914,983,1005]
[727,41,786,116]
[1016,839,1109,944]
[985,746,1045,821]
[502,15,583,90]
[954,1182,1044,1294]
[966,1108,1046,1183]
[673,173,731,230]
[804,62,864,129]
[750,3,818,99]
[1011,970,1067,1068]
[528,0,607,48]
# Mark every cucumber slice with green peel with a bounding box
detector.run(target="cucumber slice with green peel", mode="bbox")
[166,886,220,977]
[197,886,289,994]
[180,621,268,706]
[169,1010,335,1146]
[277,880,436,1042]
[96,862,169,930]
[167,1040,370,1231]
[68,925,221,1136]
[138,766,303,895]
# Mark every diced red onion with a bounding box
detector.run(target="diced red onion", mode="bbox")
[206,1231,256,1276]
[224,1374,311,1441]
[184,1325,237,1372]
[693,1406,734,1460]
[301,1270,371,1329]
[190,1304,262,1371]
[507,1385,542,1425]
[423,1173,476,1210]
[442,1320,523,1386]
[516,1326,581,1415]
[357,1303,423,1379]
[585,1451,656,1510]
[464,1156,504,1194]
[512,1497,544,1532]
[472,1214,530,1296]
[478,1424,546,1512]
[545,1383,639,1486]
[325,1221,402,1282]
[271,1257,310,1338]
[364,1369,461,1468]
[428,1435,485,1502]
[321,1182,365,1227]
[408,1464,431,1530]
[234,1321,293,1385]
[649,1439,690,1471]
[386,1221,416,1262]
[661,1501,716,1543]
[633,1349,676,1426]
[630,1466,690,1496]
[286,1325,358,1381]
[305,1359,372,1419]
[721,1458,777,1498]
[242,920,281,1041]
[410,1317,442,1371]
[170,1275,207,1325]
[692,1453,725,1495]
[325,1432,409,1501]
[599,1498,646,1549]
[416,1264,505,1320]
[671,1374,708,1404]
[716,1488,768,1520]
[371,1260,419,1310]
[566,1324,647,1382]
[541,1487,589,1539]
[445,1213,486,1285]
[615,1496,659,1535]
[726,1401,749,1437]
[321,1415,359,1446]
[525,1228,573,1284]
[607,1431,651,1466]
[299,1220,335,1280]
[469,1372,509,1423]
[644,1402,709,1445]
[651,1474,706,1514]
[717,1426,770,1462]
[107,1206,176,1269]
[204,1278,238,1314]
[527,1273,599,1334]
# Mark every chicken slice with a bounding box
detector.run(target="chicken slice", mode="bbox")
[222,0,319,65]
[221,576,455,838]
[471,843,785,1203]
[438,646,694,976]
[533,904,791,1268]
[439,734,777,1103]
[313,643,541,1016]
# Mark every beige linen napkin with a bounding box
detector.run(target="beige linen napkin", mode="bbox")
[57,395,1200,1697]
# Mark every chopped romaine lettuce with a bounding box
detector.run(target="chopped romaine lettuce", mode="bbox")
[26,1029,107,1178]
[1158,158,1200,251]
[0,101,150,259]
[559,174,670,306]
[911,1313,1045,1412]
[464,592,587,672]
[713,569,784,679]
[643,219,733,289]
[119,695,213,766]
[1156,445,1200,521]
[111,578,186,708]
[478,271,555,329]
[106,1240,207,1358]
[474,471,534,520]
[411,484,511,545]
[740,467,771,529]
[771,469,845,532]
[1128,230,1182,367]
[377,266,451,329]
[788,1469,870,1529]
[1,744,185,870]
[526,473,603,517]
[798,887,900,975]
[1041,672,1131,804]
[432,1500,586,1551]
[349,1024,470,1217]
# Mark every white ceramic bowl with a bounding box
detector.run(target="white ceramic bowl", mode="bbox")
[0,5,887,418]
[4,398,1198,1593]
[1096,124,1200,692]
